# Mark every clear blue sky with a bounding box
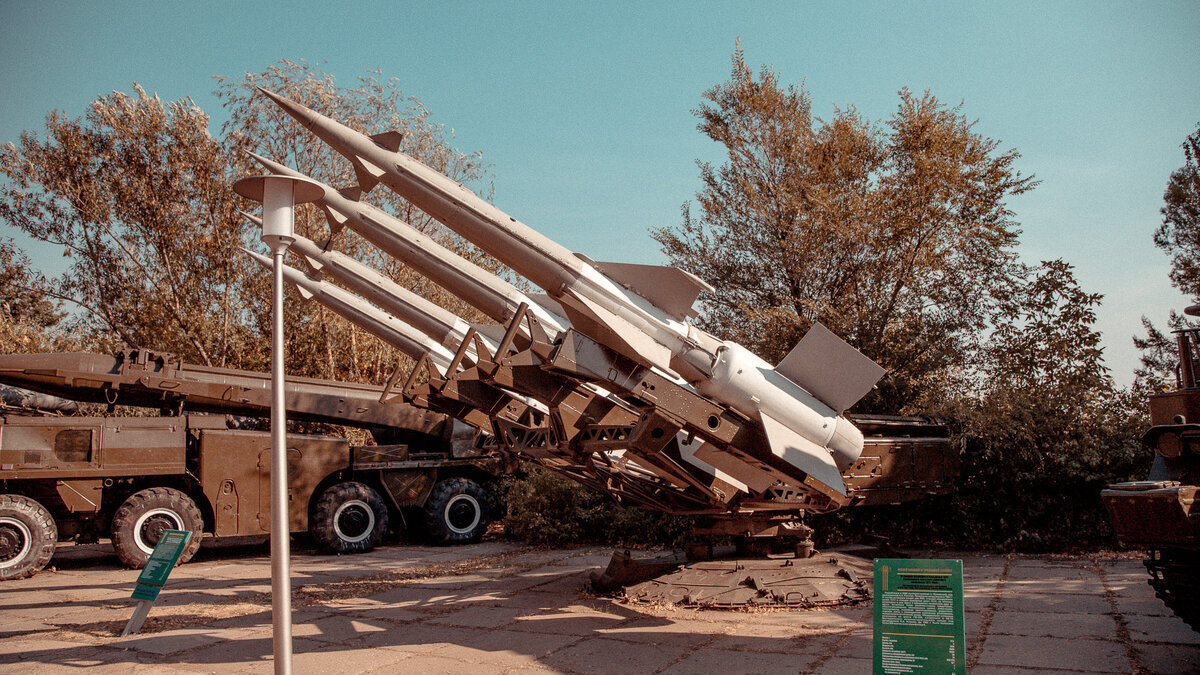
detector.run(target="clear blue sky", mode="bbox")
[2,1,1197,385]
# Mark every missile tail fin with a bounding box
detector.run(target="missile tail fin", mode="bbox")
[370,130,404,152]
[775,323,885,414]
[353,156,386,194]
[338,186,362,202]
[320,203,348,235]
[759,411,847,498]
[559,293,674,373]
[592,261,714,320]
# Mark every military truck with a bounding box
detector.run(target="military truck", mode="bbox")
[1102,307,1200,631]
[0,349,512,580]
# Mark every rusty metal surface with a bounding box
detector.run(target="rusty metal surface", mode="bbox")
[620,553,873,608]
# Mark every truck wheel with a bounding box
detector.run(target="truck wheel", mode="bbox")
[111,487,203,569]
[423,478,489,545]
[0,495,57,580]
[310,482,389,554]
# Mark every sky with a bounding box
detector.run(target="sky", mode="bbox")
[1,1,1197,386]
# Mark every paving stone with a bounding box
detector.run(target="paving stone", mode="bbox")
[975,634,1129,671]
[542,635,689,675]
[389,651,510,674]
[347,620,478,654]
[509,605,632,636]
[708,623,837,655]
[1125,613,1200,645]
[174,633,272,666]
[1137,642,1200,674]
[987,608,1116,638]
[659,646,820,674]
[426,604,533,629]
[602,616,726,648]
[290,636,413,672]
[439,627,580,663]
[998,590,1111,615]
[807,655,872,674]
[292,614,393,643]
[117,628,226,655]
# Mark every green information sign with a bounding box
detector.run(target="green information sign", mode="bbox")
[122,529,193,636]
[873,558,966,675]
[132,528,192,600]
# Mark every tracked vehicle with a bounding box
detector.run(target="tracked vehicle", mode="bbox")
[1103,307,1200,631]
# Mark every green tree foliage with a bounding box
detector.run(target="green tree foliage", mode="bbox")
[654,49,1037,412]
[0,86,249,365]
[214,60,498,382]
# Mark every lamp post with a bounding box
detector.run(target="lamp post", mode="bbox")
[232,174,323,675]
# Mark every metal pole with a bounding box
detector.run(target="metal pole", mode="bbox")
[270,246,292,675]
[232,171,322,675]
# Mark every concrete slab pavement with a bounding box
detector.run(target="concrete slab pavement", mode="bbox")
[0,539,1197,674]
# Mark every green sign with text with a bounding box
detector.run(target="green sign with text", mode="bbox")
[873,558,966,674]
[130,529,192,602]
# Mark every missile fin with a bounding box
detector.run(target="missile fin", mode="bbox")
[338,186,362,202]
[775,323,886,414]
[591,261,715,320]
[320,203,348,235]
[559,293,674,373]
[295,284,315,301]
[353,156,386,194]
[471,323,509,345]
[370,130,404,152]
[759,410,847,497]
[299,253,325,279]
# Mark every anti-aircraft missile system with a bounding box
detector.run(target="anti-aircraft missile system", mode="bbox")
[244,89,957,554]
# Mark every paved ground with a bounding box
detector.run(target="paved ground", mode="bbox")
[1,538,1198,674]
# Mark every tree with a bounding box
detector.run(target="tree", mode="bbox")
[1155,123,1200,299]
[214,60,498,382]
[653,49,1037,412]
[1136,123,1200,388]
[0,85,250,366]
[0,237,71,352]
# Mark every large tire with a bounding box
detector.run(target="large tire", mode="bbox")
[0,494,57,580]
[111,487,203,569]
[310,482,389,554]
[422,478,489,545]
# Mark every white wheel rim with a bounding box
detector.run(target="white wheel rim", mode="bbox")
[333,499,375,543]
[444,494,481,535]
[132,507,184,555]
[0,516,33,564]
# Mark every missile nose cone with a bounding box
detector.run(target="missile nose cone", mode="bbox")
[257,88,319,126]
[241,247,272,268]
[240,210,263,227]
[245,150,277,171]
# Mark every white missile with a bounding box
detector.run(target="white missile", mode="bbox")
[260,89,886,498]
[246,151,569,335]
[243,248,456,371]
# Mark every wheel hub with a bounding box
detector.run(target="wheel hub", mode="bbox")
[0,518,31,564]
[446,495,480,533]
[333,500,374,542]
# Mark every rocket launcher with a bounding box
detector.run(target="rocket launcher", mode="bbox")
[259,89,886,503]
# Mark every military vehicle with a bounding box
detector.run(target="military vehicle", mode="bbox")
[1103,307,1200,631]
[0,349,511,580]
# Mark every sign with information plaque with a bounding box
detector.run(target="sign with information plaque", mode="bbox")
[121,529,192,637]
[873,558,966,674]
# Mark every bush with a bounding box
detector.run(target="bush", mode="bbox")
[500,466,695,548]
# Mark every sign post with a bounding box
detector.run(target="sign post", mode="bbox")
[121,529,193,637]
[873,558,966,674]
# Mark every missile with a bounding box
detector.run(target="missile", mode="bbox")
[260,89,886,498]
[243,248,457,370]
[246,151,569,335]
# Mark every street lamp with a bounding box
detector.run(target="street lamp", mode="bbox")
[232,173,323,675]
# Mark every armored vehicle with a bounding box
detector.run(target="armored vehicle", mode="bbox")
[1103,308,1200,631]
[0,349,511,580]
